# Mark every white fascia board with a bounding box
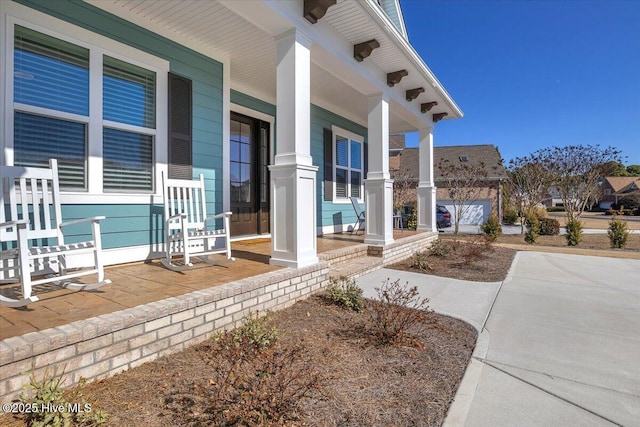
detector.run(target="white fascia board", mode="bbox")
[359,0,463,119]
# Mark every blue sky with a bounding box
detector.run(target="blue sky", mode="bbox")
[401,0,640,167]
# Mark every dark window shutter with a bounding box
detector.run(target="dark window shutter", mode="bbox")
[168,72,192,180]
[323,128,333,201]
[363,141,368,179]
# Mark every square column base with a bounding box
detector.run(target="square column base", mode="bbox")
[364,178,394,246]
[417,183,437,232]
[269,162,319,269]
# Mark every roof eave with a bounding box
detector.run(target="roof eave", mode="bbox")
[359,0,463,119]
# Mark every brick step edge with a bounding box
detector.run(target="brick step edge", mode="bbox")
[328,256,382,281]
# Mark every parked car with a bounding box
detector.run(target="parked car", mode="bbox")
[437,204,452,229]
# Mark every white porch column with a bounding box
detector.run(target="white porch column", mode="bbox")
[417,126,437,232]
[364,94,394,245]
[269,29,319,268]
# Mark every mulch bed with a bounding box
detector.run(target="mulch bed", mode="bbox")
[387,238,517,282]
[3,296,476,427]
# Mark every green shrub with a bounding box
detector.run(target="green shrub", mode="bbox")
[368,279,430,345]
[232,312,279,350]
[480,214,502,241]
[325,276,364,312]
[428,238,451,257]
[20,366,107,427]
[538,217,560,235]
[546,206,566,212]
[406,206,417,230]
[410,251,432,271]
[565,219,583,246]
[524,215,539,244]
[502,206,518,225]
[608,216,630,248]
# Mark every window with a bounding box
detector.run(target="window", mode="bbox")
[3,6,168,201]
[102,56,156,192]
[333,126,363,201]
[604,189,612,196]
[13,25,89,189]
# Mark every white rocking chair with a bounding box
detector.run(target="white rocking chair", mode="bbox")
[0,159,111,307]
[161,173,234,271]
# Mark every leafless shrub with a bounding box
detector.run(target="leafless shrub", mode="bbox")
[167,320,323,426]
[367,278,431,345]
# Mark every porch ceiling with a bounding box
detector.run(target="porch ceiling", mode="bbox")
[85,0,461,133]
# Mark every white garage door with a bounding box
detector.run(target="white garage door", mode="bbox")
[440,200,491,225]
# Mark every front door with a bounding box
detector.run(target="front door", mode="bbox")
[230,112,270,236]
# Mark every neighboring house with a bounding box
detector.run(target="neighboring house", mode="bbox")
[0,0,462,268]
[542,186,563,208]
[395,144,506,225]
[599,177,640,209]
[388,134,405,171]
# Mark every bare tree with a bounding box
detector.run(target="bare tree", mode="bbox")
[532,145,622,222]
[506,158,553,234]
[391,168,416,213]
[437,158,497,234]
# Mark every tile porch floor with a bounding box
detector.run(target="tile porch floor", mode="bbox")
[0,231,417,340]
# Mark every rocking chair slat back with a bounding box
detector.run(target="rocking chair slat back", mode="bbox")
[1,161,62,243]
[0,159,110,307]
[161,173,233,271]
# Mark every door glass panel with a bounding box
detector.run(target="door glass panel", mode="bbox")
[240,143,250,163]
[230,120,240,138]
[240,123,251,143]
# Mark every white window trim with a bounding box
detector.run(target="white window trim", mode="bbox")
[1,2,169,204]
[331,125,364,204]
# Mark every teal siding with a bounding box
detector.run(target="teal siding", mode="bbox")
[310,105,367,233]
[231,90,276,117]
[13,0,225,249]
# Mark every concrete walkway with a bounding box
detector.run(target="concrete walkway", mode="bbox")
[356,252,640,427]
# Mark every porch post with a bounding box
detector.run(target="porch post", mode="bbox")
[417,125,437,232]
[269,29,319,268]
[364,93,394,245]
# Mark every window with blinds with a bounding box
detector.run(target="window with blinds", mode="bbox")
[333,129,363,201]
[103,56,156,192]
[13,25,89,189]
[11,24,158,194]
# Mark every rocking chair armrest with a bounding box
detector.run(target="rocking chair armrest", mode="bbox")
[0,220,28,230]
[167,213,188,223]
[208,211,233,220]
[59,216,106,228]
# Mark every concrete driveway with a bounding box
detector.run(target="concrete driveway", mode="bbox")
[356,252,640,426]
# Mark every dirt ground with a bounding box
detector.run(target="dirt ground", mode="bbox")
[388,238,517,282]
